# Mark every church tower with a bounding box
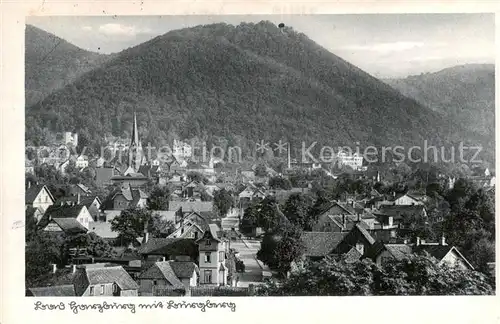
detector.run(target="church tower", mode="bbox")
[128,112,142,173]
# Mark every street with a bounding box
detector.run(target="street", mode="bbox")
[229,239,269,287]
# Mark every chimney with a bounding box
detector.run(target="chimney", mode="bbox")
[143,218,149,244]
[161,256,166,262]
[416,236,421,246]
[357,213,361,222]
[77,193,81,205]
[342,214,346,228]
[52,264,57,274]
[28,181,31,189]
[72,264,77,273]
[393,192,396,197]
[403,239,408,244]
[441,236,446,246]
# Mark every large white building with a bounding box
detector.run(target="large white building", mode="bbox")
[337,151,364,171]
[173,139,192,158]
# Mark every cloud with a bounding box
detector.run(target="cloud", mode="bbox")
[82,26,92,31]
[98,23,152,37]
[342,41,425,53]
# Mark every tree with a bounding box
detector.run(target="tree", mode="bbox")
[240,203,260,235]
[257,254,494,296]
[282,193,315,230]
[25,207,39,242]
[269,176,292,190]
[63,232,115,258]
[111,208,151,245]
[149,214,176,237]
[213,188,234,219]
[256,225,304,276]
[187,171,205,183]
[147,185,170,210]
[25,232,64,287]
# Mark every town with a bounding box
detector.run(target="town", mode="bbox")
[25,112,496,296]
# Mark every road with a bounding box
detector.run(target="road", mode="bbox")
[229,239,268,287]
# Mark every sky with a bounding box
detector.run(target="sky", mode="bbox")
[27,14,495,78]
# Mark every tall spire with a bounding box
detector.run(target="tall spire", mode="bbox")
[128,111,142,172]
[131,112,139,147]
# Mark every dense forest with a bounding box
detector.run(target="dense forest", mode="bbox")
[384,64,495,139]
[25,25,110,106]
[26,21,493,162]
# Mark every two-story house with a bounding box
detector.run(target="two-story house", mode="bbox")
[73,264,139,296]
[196,224,228,286]
[39,204,92,234]
[138,258,199,296]
[25,183,55,213]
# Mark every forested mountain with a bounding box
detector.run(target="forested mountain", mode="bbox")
[26,21,493,162]
[25,25,110,106]
[384,64,495,139]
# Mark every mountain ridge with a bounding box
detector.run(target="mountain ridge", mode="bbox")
[25,21,494,163]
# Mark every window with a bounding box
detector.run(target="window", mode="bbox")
[219,251,225,261]
[153,280,157,286]
[204,252,211,263]
[113,283,118,293]
[89,286,94,295]
[204,270,212,283]
[206,239,211,246]
[100,285,105,295]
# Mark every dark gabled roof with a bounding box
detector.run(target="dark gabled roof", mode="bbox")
[55,196,100,209]
[377,205,426,219]
[27,285,76,296]
[415,244,452,260]
[353,223,376,245]
[169,261,199,278]
[52,218,88,234]
[85,266,139,290]
[414,244,474,269]
[301,232,346,257]
[44,204,86,219]
[137,238,198,256]
[385,244,413,260]
[138,261,185,289]
[26,184,54,204]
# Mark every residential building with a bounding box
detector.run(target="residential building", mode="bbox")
[196,224,228,286]
[73,264,139,296]
[25,183,55,213]
[110,186,148,211]
[56,195,102,221]
[138,259,199,296]
[26,285,76,297]
[173,139,192,158]
[39,204,92,233]
[336,151,364,171]
[75,155,89,169]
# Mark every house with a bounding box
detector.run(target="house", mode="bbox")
[138,164,162,179]
[168,212,208,240]
[76,155,89,169]
[238,185,266,202]
[110,186,148,210]
[367,237,474,270]
[168,200,213,213]
[138,259,199,296]
[110,173,149,188]
[67,183,92,196]
[137,238,199,266]
[300,232,346,261]
[39,204,92,233]
[312,201,367,232]
[25,160,35,174]
[56,195,102,221]
[375,205,428,229]
[333,223,376,257]
[25,183,55,213]
[73,264,139,296]
[26,206,45,224]
[196,224,228,286]
[26,285,76,297]
[389,192,425,206]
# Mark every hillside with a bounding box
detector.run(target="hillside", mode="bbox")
[25,25,110,106]
[26,21,493,162]
[384,64,495,139]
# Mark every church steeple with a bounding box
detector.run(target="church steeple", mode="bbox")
[128,112,142,173]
